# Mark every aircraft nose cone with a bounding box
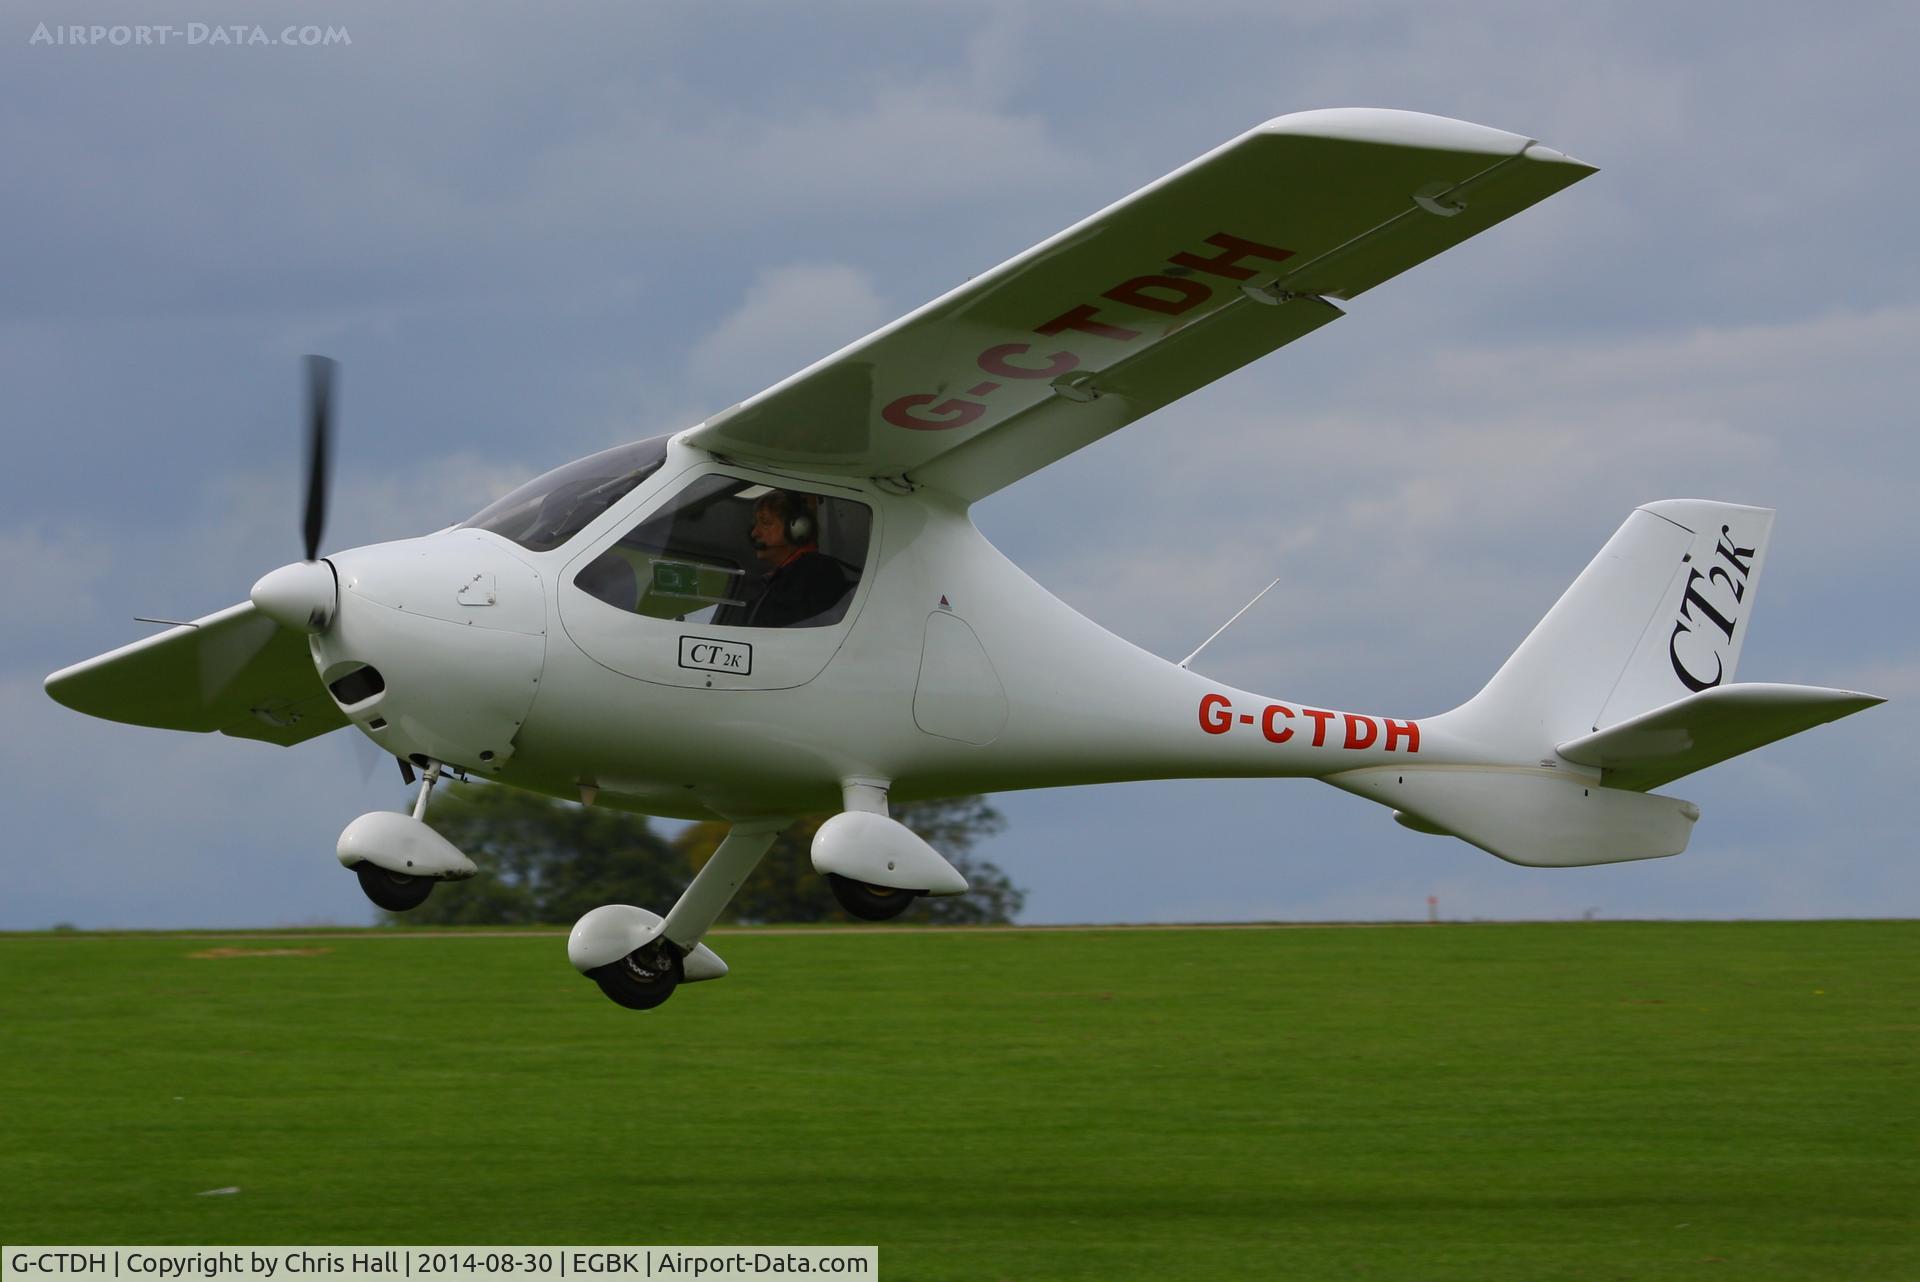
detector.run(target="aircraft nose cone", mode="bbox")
[310,532,547,773]
[250,560,337,633]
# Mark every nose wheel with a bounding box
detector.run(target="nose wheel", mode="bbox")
[344,760,471,913]
[355,862,434,911]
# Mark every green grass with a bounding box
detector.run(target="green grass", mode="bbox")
[1,922,1914,1280]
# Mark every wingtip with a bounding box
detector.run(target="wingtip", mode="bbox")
[1255,109,1594,173]
[1258,108,1532,155]
[1521,142,1598,176]
[43,665,79,709]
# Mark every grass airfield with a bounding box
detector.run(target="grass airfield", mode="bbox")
[0,921,1913,1280]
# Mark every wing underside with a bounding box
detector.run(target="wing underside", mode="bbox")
[45,602,347,746]
[684,108,1595,500]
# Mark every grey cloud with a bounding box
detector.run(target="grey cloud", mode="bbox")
[686,263,893,407]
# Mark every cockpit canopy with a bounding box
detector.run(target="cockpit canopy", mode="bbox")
[461,436,670,552]
[575,474,870,630]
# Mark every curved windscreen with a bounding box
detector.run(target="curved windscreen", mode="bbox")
[462,436,670,552]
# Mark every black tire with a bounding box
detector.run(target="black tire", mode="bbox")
[828,873,918,922]
[354,862,434,912]
[588,941,685,1010]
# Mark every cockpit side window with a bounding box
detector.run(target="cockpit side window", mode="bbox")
[574,476,870,629]
[461,436,670,552]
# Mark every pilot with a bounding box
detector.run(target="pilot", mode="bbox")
[742,490,850,627]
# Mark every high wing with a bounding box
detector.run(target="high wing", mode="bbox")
[45,601,347,746]
[684,108,1595,501]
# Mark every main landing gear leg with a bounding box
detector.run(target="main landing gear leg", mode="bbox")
[659,821,781,950]
[573,820,783,1011]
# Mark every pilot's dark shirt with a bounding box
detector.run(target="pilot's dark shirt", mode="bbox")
[746,548,850,628]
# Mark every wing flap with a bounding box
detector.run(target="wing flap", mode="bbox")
[1557,682,1884,791]
[684,108,1595,500]
[45,602,348,747]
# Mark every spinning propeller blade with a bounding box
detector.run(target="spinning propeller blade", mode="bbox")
[303,354,336,562]
[251,356,342,634]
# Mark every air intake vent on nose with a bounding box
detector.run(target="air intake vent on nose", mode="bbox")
[328,665,386,706]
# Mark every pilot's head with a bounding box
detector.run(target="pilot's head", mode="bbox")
[750,490,818,564]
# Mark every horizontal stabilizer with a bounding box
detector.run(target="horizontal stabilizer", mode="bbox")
[1557,682,1883,792]
[1328,766,1699,868]
[44,601,346,746]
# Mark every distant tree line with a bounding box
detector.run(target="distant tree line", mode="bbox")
[385,785,1023,926]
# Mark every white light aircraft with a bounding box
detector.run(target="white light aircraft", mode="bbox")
[47,109,1882,1009]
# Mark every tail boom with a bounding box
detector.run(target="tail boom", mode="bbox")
[1328,765,1699,867]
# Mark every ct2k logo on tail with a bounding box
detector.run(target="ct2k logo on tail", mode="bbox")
[1198,693,1420,753]
[1668,525,1755,692]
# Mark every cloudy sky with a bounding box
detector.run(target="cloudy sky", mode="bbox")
[5,2,1915,929]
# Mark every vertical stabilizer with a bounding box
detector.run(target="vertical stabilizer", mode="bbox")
[1593,501,1773,729]
[1441,500,1774,757]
